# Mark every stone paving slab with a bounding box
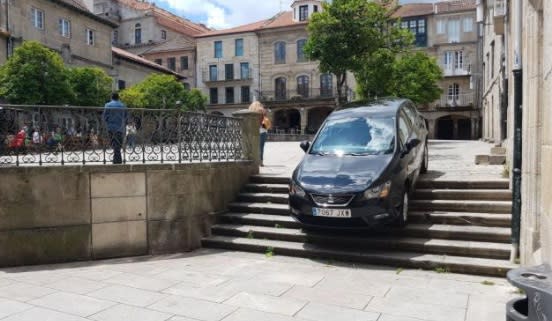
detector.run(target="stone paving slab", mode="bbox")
[0,249,520,321]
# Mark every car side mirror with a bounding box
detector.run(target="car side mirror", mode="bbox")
[300,141,310,153]
[402,138,421,157]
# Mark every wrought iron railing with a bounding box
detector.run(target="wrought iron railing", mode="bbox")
[441,61,472,77]
[0,105,244,166]
[437,93,475,108]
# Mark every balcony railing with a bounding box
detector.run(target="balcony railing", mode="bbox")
[202,69,254,83]
[0,105,244,166]
[442,63,472,77]
[258,88,342,102]
[437,93,475,108]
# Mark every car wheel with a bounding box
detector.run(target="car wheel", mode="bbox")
[420,143,429,174]
[394,190,409,227]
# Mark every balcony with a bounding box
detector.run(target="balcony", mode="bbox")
[442,63,472,77]
[437,93,475,108]
[493,0,506,34]
[258,88,338,102]
[202,69,254,84]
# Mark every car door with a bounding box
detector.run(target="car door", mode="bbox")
[397,110,417,187]
[403,104,427,171]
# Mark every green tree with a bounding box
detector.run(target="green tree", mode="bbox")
[69,67,113,106]
[0,41,73,105]
[390,52,443,105]
[304,0,413,104]
[120,74,187,109]
[355,48,396,99]
[183,88,207,112]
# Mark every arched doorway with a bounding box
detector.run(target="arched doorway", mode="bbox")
[436,116,454,140]
[307,107,333,134]
[273,109,301,133]
[457,117,472,140]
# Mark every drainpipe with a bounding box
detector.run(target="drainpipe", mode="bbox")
[510,0,522,262]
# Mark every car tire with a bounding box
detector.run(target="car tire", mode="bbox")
[394,190,409,227]
[420,143,429,174]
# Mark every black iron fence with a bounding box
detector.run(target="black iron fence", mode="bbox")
[0,105,244,166]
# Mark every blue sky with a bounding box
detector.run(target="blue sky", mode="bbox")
[156,0,437,29]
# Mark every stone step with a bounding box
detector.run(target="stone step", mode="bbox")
[413,189,512,201]
[237,193,289,204]
[416,179,510,190]
[228,202,290,215]
[250,175,290,185]
[220,212,301,229]
[408,211,512,227]
[243,183,289,194]
[210,224,512,260]
[202,236,517,277]
[410,200,511,214]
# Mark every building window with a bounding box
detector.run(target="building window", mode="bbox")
[241,86,250,103]
[240,62,250,80]
[31,8,44,29]
[299,5,308,21]
[59,19,71,38]
[214,41,222,58]
[225,87,234,104]
[297,75,309,97]
[436,19,446,34]
[320,73,333,97]
[314,5,318,12]
[400,18,427,47]
[180,56,189,70]
[275,77,287,100]
[274,41,286,64]
[161,30,167,40]
[444,50,465,71]
[86,29,95,46]
[463,17,473,32]
[135,23,142,44]
[183,83,190,90]
[112,30,118,44]
[167,57,176,71]
[209,88,218,104]
[235,38,244,57]
[225,64,234,80]
[448,83,460,102]
[296,39,307,62]
[448,19,460,43]
[209,65,218,81]
[118,80,126,90]
[155,58,163,65]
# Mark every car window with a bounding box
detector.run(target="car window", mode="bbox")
[398,113,410,146]
[310,116,396,155]
[403,105,418,127]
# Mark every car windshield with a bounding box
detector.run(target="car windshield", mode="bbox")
[310,116,395,155]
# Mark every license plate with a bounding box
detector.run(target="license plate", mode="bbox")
[312,208,351,218]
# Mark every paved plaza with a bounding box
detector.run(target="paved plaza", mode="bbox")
[0,140,517,321]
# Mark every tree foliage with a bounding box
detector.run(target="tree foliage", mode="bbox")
[120,74,207,111]
[305,0,413,104]
[0,41,73,105]
[68,67,113,106]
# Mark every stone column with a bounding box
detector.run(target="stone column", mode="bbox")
[300,108,308,134]
[232,110,261,168]
[453,119,459,140]
[471,118,477,140]
[427,119,436,139]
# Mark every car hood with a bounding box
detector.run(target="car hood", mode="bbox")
[294,154,393,193]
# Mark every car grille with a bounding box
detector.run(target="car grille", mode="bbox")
[310,194,355,207]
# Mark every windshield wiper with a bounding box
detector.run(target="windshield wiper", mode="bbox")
[311,151,330,156]
[343,152,371,156]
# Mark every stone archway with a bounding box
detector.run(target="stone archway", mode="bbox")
[457,118,472,140]
[436,116,454,140]
[306,107,333,134]
[436,115,473,140]
[273,108,301,134]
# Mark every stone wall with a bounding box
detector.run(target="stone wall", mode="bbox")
[0,162,257,267]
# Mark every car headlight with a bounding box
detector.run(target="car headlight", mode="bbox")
[364,181,392,199]
[290,181,306,197]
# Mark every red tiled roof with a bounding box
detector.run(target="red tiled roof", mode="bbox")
[434,0,477,13]
[197,19,270,37]
[263,11,308,29]
[391,3,434,18]
[112,47,184,78]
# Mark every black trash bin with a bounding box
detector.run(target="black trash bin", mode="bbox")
[507,264,552,321]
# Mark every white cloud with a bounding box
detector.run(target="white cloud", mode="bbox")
[160,0,282,29]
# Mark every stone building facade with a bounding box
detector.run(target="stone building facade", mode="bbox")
[0,0,116,69]
[392,0,481,140]
[479,0,551,266]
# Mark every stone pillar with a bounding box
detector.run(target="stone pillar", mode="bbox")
[471,118,477,140]
[453,119,459,140]
[300,108,308,134]
[427,119,436,139]
[232,110,261,168]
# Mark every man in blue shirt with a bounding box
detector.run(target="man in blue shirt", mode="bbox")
[102,93,127,164]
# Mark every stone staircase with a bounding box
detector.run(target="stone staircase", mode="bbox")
[202,175,518,277]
